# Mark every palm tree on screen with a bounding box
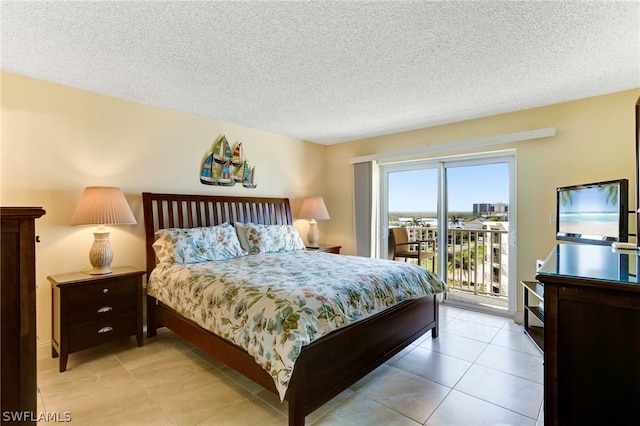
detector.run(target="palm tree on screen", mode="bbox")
[560,190,575,206]
[599,185,618,206]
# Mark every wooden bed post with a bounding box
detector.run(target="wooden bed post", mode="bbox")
[432,295,439,338]
[146,295,158,338]
[287,363,306,426]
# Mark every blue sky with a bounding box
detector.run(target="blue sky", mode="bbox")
[388,163,509,211]
[559,185,619,213]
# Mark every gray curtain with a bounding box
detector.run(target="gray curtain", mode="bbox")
[353,161,373,257]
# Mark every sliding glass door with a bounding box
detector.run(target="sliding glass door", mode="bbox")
[380,152,515,315]
[385,167,438,262]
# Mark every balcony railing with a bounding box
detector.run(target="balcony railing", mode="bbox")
[395,226,509,298]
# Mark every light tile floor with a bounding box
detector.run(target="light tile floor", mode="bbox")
[37,304,544,425]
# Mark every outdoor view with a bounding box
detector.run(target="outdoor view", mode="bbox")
[388,163,510,309]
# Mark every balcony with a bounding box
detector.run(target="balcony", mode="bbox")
[393,226,509,310]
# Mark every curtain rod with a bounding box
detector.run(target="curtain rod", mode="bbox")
[349,127,556,164]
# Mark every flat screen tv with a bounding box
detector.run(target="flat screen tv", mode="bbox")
[556,179,629,245]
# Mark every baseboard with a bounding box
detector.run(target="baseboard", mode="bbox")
[513,310,524,325]
[442,299,512,318]
[37,341,51,360]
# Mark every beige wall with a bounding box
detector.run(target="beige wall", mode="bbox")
[3,70,638,352]
[1,72,326,355]
[326,89,640,315]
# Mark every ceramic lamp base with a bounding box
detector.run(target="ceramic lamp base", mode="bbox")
[307,219,319,247]
[88,230,113,275]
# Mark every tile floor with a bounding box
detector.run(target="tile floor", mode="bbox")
[37,304,544,425]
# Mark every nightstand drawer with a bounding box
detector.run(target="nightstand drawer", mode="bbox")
[68,296,136,324]
[68,314,137,353]
[68,277,137,306]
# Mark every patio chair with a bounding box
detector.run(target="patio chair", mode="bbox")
[390,227,436,272]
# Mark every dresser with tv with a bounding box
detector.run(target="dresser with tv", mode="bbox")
[536,243,640,426]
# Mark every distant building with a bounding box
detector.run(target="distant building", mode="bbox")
[481,220,509,297]
[473,202,508,217]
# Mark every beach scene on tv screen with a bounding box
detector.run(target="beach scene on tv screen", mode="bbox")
[558,184,620,239]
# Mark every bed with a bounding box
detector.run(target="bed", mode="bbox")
[142,192,444,425]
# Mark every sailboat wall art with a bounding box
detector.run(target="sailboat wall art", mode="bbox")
[200,135,257,188]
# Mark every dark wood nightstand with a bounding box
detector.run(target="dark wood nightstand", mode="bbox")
[306,245,342,254]
[48,266,144,372]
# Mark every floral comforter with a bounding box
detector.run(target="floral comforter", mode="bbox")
[146,251,447,400]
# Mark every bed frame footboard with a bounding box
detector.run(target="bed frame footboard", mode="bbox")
[286,295,438,425]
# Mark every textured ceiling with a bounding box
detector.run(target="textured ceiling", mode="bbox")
[1,1,639,145]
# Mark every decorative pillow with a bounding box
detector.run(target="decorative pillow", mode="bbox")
[234,222,251,253]
[244,223,306,254]
[153,223,247,264]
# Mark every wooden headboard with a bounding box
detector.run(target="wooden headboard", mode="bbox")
[141,192,292,276]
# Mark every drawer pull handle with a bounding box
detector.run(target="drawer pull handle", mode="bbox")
[97,306,113,314]
[102,288,109,294]
[97,326,113,334]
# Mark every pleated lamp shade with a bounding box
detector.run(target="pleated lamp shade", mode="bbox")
[70,187,137,226]
[298,196,330,221]
[70,187,136,275]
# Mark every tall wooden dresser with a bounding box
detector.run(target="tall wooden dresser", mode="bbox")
[536,244,640,426]
[1,207,45,425]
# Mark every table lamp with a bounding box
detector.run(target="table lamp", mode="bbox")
[69,186,137,274]
[299,196,330,247]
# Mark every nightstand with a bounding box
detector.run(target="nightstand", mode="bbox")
[48,266,144,372]
[306,245,342,254]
